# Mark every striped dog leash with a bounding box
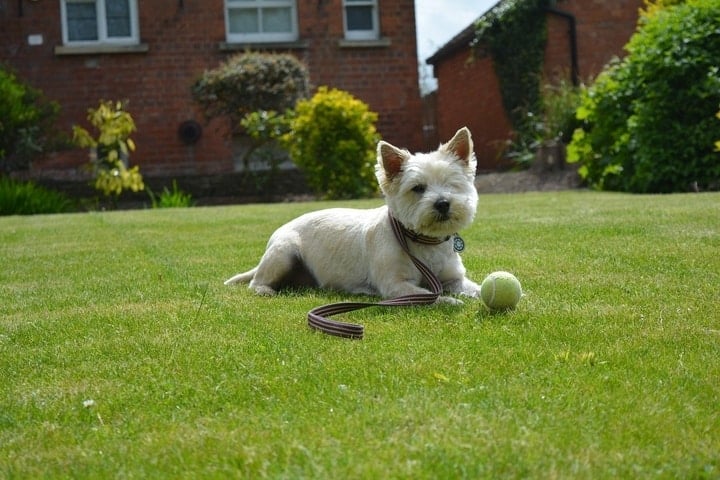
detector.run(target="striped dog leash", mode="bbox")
[307,211,445,339]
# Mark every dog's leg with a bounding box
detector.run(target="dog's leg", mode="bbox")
[437,295,464,305]
[374,276,463,305]
[247,240,307,296]
[437,255,480,299]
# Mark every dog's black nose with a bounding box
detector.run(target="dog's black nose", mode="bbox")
[434,199,450,215]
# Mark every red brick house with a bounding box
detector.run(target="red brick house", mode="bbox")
[427,0,643,170]
[0,0,422,182]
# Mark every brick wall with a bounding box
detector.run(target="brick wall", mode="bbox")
[545,0,642,82]
[0,0,422,180]
[431,0,643,170]
[296,0,423,152]
[434,50,512,171]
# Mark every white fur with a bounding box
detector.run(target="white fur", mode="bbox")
[224,127,481,304]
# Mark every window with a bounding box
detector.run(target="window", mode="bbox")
[225,0,298,43]
[60,0,139,45]
[343,0,379,40]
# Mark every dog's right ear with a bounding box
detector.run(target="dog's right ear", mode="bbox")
[442,127,473,164]
[378,141,410,180]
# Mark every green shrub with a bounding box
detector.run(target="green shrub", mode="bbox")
[0,176,73,215]
[72,100,144,198]
[567,0,720,192]
[283,87,380,199]
[192,53,309,131]
[148,180,195,208]
[506,80,583,168]
[0,66,60,173]
[192,53,309,188]
[538,80,583,145]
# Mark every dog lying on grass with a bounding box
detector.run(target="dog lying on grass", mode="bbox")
[225,127,481,304]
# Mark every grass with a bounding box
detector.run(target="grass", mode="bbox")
[1,191,719,478]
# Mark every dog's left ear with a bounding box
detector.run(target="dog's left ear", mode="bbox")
[378,141,411,179]
[442,127,474,165]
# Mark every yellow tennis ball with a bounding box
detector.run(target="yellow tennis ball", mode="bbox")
[480,271,522,311]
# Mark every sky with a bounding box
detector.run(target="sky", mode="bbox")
[415,0,498,93]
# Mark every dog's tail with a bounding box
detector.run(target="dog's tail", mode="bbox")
[224,267,258,285]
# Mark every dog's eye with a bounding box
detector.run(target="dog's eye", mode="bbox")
[411,184,426,194]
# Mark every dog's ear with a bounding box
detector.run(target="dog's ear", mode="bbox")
[378,141,410,179]
[442,127,473,164]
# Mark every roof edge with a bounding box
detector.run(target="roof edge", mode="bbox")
[425,0,507,66]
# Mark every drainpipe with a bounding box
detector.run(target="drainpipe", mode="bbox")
[544,6,580,86]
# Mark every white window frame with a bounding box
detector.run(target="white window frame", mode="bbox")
[225,0,298,44]
[343,0,379,41]
[60,0,140,46]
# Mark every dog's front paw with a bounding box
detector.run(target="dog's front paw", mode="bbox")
[444,278,481,298]
[459,287,480,298]
[437,295,464,306]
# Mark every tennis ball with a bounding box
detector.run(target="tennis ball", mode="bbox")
[480,271,522,311]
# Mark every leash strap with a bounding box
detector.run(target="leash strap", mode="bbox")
[307,212,443,339]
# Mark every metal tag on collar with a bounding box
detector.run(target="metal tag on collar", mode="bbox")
[452,234,465,253]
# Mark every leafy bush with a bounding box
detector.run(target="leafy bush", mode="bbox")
[538,81,583,145]
[0,66,60,173]
[567,0,720,192]
[148,180,195,208]
[506,80,582,168]
[192,53,309,131]
[283,87,380,199]
[72,100,144,198]
[0,176,73,215]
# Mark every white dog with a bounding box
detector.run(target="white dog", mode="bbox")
[225,127,481,304]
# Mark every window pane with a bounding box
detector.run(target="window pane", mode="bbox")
[262,7,291,33]
[346,6,373,31]
[67,3,98,41]
[228,8,259,34]
[106,0,131,37]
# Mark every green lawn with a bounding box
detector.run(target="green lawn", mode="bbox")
[1,191,719,478]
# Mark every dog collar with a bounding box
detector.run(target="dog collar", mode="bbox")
[403,227,451,245]
[389,213,465,252]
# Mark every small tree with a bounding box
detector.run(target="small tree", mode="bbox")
[283,87,380,199]
[0,66,60,173]
[72,100,144,199]
[191,52,309,171]
[192,52,309,131]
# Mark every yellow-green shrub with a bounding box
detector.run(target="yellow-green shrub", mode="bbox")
[283,87,379,199]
